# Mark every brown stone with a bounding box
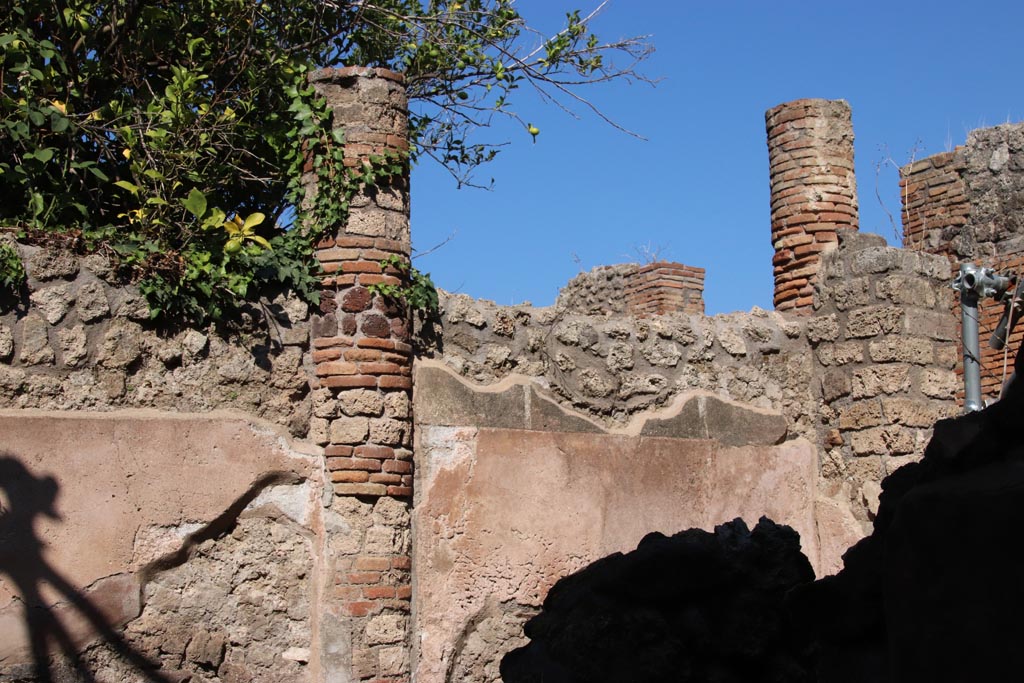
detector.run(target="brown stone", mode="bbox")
[342,287,373,312]
[341,313,358,336]
[361,313,391,338]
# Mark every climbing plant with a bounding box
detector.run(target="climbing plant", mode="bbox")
[1,0,650,323]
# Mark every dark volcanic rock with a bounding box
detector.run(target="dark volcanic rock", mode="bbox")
[500,517,817,683]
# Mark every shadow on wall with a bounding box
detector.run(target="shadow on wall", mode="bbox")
[500,348,1024,682]
[499,517,818,682]
[0,454,171,683]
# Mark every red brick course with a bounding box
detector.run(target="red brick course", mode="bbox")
[766,99,859,315]
[623,261,706,316]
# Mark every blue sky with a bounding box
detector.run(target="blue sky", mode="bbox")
[409,1,1024,314]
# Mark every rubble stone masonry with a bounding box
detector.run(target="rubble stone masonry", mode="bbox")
[901,123,1024,404]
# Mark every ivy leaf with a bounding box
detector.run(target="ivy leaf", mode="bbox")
[182,188,207,217]
[113,180,141,195]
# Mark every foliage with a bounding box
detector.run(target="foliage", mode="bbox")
[0,242,25,293]
[1,0,650,323]
[367,254,439,314]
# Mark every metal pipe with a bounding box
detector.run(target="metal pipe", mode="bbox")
[953,263,1013,412]
[960,283,983,412]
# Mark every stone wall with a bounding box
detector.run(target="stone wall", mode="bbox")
[428,290,818,440]
[901,122,1024,404]
[555,261,706,317]
[0,241,312,436]
[0,412,323,682]
[810,232,959,521]
[411,363,858,683]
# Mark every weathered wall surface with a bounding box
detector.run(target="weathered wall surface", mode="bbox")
[0,241,313,436]
[556,261,706,316]
[0,411,324,682]
[410,232,961,683]
[0,93,1000,683]
[411,363,863,682]
[810,232,960,522]
[901,123,1024,403]
[903,123,1024,260]
[426,291,818,439]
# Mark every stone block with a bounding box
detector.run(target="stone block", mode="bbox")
[370,418,406,446]
[868,337,933,365]
[618,373,669,399]
[339,389,385,416]
[827,277,873,312]
[576,368,617,398]
[832,341,865,365]
[821,368,851,402]
[838,400,884,430]
[641,341,682,367]
[26,248,78,281]
[330,417,370,444]
[97,319,142,369]
[383,391,410,419]
[605,342,635,372]
[18,313,54,365]
[806,314,839,343]
[846,306,904,338]
[57,324,88,368]
[29,283,74,324]
[852,365,910,398]
[920,368,958,399]
[848,426,915,456]
[875,274,937,307]
[903,309,956,341]
[882,398,956,427]
[0,323,12,361]
[77,280,110,322]
[716,326,748,356]
[848,246,899,275]
[365,614,408,645]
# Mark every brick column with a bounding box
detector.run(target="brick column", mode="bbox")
[623,261,706,316]
[307,67,413,683]
[766,99,859,314]
[899,151,968,256]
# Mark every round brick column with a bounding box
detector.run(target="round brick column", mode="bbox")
[766,99,859,314]
[306,67,414,683]
[308,67,413,498]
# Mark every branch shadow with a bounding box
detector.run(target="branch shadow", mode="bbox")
[0,454,174,682]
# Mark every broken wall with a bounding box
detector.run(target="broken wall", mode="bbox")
[0,411,324,682]
[0,241,312,435]
[411,223,960,682]
[901,122,1024,402]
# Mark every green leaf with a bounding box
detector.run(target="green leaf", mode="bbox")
[113,180,141,194]
[242,212,266,231]
[182,188,207,217]
[248,235,272,250]
[50,115,69,133]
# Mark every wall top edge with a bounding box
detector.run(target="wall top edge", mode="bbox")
[309,66,405,85]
